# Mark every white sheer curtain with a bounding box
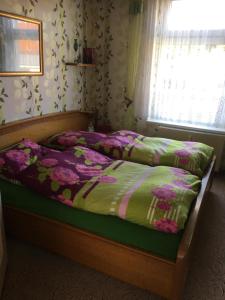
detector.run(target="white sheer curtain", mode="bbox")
[134,0,171,120]
[147,0,225,130]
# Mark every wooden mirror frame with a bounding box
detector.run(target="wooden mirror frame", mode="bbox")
[0,11,44,76]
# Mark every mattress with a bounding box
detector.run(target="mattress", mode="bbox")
[0,179,183,261]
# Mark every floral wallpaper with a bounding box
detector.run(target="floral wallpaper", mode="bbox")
[0,0,135,130]
[0,0,81,125]
[84,0,136,130]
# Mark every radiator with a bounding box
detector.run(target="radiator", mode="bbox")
[154,126,225,171]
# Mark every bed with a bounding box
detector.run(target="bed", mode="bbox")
[0,110,215,300]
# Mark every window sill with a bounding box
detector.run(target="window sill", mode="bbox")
[147,119,225,135]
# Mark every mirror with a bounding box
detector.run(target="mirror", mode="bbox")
[0,11,43,76]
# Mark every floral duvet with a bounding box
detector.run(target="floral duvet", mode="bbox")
[43,130,214,177]
[18,146,201,234]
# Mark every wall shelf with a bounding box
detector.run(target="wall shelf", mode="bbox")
[65,63,96,67]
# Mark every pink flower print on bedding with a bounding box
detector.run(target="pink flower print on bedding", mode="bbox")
[76,164,103,177]
[57,135,78,146]
[84,149,110,164]
[22,139,41,150]
[65,146,112,167]
[175,149,191,165]
[40,158,58,167]
[156,201,171,211]
[170,167,190,177]
[98,175,117,184]
[50,166,79,185]
[154,218,178,233]
[6,150,30,169]
[0,139,46,182]
[173,179,191,190]
[101,138,122,148]
[152,185,176,201]
[115,136,131,144]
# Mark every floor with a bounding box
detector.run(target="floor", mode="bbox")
[1,173,225,300]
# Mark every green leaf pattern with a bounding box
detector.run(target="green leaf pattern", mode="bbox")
[62,188,71,200]
[51,180,60,192]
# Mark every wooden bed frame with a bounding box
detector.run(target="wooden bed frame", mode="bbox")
[0,110,215,300]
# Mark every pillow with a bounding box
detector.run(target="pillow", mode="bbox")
[0,139,45,183]
[42,130,107,150]
[17,146,113,207]
[63,145,112,166]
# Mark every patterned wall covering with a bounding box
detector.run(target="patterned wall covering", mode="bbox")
[0,0,82,124]
[0,0,135,130]
[106,0,136,130]
[84,0,137,129]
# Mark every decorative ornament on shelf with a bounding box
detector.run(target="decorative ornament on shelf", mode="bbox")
[66,40,96,67]
[73,39,81,64]
[83,39,95,64]
[83,48,95,64]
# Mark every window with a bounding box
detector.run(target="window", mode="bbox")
[148,0,225,130]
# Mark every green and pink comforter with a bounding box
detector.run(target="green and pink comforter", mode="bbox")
[43,130,214,177]
[17,146,201,234]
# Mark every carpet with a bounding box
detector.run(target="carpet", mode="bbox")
[2,174,225,300]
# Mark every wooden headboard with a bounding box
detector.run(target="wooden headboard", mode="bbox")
[0,110,92,148]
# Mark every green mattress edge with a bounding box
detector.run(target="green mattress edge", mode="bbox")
[0,179,183,261]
